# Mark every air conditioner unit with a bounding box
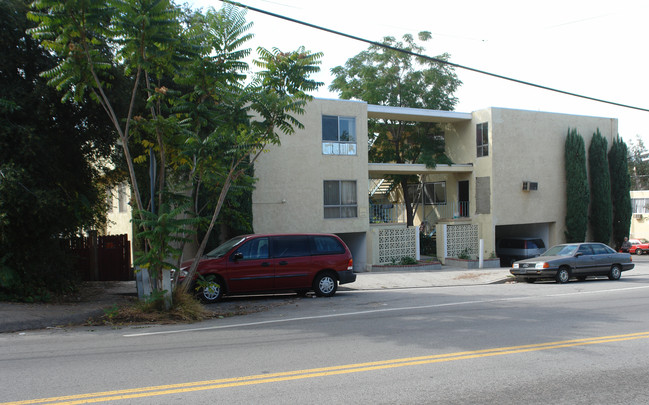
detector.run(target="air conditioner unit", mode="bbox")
[522,181,538,191]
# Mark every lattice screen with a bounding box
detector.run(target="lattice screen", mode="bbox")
[446,224,479,258]
[378,227,417,264]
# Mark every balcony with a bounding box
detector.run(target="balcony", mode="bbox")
[370,201,469,225]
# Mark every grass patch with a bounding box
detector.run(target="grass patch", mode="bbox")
[91,289,296,326]
[94,288,214,326]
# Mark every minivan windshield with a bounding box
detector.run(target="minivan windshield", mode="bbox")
[542,244,578,257]
[205,236,247,258]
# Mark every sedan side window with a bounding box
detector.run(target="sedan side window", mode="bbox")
[577,245,594,256]
[591,244,609,255]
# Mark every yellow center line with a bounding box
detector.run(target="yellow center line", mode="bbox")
[4,331,649,405]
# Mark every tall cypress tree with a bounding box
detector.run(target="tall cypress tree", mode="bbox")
[588,129,612,244]
[564,128,589,242]
[608,136,632,249]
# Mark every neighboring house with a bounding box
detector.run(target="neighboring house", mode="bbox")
[253,98,618,269]
[630,190,649,240]
[103,182,134,260]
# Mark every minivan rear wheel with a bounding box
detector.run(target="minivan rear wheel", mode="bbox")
[313,272,337,297]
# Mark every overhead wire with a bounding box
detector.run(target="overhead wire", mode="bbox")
[221,0,649,113]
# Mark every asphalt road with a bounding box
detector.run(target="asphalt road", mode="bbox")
[2,259,649,404]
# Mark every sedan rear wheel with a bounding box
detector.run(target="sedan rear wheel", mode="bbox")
[608,264,622,280]
[555,267,570,284]
[636,249,643,255]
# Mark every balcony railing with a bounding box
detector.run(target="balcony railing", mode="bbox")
[370,201,469,225]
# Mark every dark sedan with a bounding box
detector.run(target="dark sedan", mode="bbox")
[510,242,634,283]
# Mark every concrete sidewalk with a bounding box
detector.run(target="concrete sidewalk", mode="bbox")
[0,266,512,333]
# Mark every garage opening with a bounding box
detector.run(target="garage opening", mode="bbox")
[495,223,551,266]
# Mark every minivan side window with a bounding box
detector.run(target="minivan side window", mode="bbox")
[312,235,345,255]
[232,237,269,260]
[527,239,545,249]
[273,236,310,258]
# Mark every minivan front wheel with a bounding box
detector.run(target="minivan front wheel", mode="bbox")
[197,275,223,303]
[313,272,337,297]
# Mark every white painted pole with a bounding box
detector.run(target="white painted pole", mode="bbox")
[479,239,484,268]
[415,225,421,261]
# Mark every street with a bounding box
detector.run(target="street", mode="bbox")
[2,259,649,404]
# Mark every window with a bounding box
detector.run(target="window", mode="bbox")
[423,182,446,205]
[118,183,128,213]
[632,198,649,214]
[272,236,310,258]
[476,122,488,157]
[233,237,269,260]
[591,244,610,255]
[324,180,357,218]
[322,115,357,155]
[106,187,113,213]
[578,244,594,256]
[312,236,346,255]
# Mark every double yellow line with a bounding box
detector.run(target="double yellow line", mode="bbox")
[5,331,649,405]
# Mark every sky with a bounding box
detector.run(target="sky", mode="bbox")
[191,0,649,146]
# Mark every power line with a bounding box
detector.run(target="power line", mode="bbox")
[221,0,649,113]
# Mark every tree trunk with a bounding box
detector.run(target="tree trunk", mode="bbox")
[400,177,415,227]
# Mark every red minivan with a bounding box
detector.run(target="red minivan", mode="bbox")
[178,233,356,303]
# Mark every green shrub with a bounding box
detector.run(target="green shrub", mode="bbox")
[419,234,436,255]
[457,248,472,260]
[399,256,418,265]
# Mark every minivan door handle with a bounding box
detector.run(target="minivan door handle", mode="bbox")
[261,262,271,267]
[279,261,289,266]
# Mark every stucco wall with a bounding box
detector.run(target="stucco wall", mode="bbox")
[252,98,370,235]
[444,107,618,255]
[630,190,649,239]
[490,108,617,246]
[104,184,132,238]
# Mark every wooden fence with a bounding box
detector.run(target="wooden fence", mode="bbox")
[63,233,132,281]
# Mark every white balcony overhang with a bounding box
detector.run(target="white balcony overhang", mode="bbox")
[368,163,473,176]
[367,105,472,123]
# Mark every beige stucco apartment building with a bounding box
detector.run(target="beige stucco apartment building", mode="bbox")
[630,190,649,240]
[253,98,618,270]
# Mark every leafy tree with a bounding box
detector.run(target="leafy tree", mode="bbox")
[564,128,589,242]
[627,135,649,190]
[28,1,323,306]
[588,129,612,244]
[330,32,461,226]
[179,41,324,292]
[1,0,116,300]
[609,136,632,249]
[29,0,197,307]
